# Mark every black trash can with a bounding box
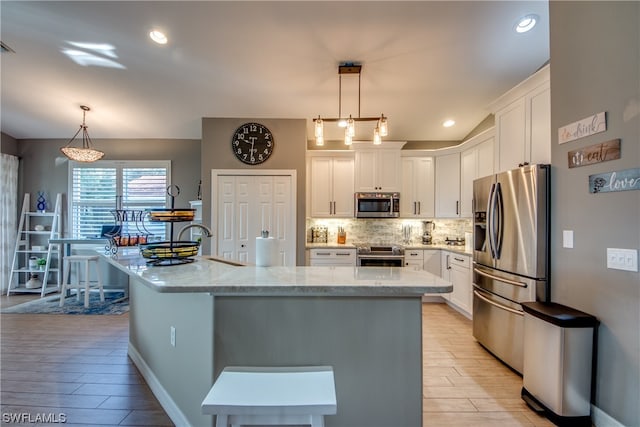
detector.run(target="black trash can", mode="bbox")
[520,302,599,427]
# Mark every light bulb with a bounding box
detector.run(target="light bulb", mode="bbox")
[346,115,355,137]
[373,127,382,145]
[314,116,324,138]
[378,114,388,136]
[316,135,324,146]
[344,129,352,146]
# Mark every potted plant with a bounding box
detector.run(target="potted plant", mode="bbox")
[36,258,47,270]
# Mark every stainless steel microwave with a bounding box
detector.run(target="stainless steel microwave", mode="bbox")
[355,192,400,218]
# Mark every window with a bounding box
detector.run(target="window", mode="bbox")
[68,160,170,240]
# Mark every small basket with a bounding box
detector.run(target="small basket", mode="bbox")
[147,209,195,222]
[139,241,200,263]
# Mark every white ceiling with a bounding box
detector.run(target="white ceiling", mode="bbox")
[1,1,549,143]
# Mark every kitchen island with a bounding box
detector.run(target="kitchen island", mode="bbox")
[102,250,452,427]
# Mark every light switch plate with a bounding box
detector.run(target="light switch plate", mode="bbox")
[563,230,574,248]
[607,248,638,272]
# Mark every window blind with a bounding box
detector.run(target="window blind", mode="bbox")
[69,161,170,240]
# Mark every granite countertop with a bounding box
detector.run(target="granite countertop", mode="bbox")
[101,249,452,296]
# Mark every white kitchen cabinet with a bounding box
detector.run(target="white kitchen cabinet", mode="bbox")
[490,64,550,173]
[309,154,354,217]
[447,252,472,318]
[401,157,435,218]
[435,152,461,218]
[460,132,494,218]
[354,148,401,192]
[404,249,424,269]
[308,248,356,266]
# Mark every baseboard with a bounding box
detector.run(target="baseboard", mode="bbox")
[445,300,472,319]
[591,404,625,427]
[127,343,192,427]
[421,295,446,303]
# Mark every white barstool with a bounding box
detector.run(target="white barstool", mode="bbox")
[60,255,105,308]
[202,366,337,427]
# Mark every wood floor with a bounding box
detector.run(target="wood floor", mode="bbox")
[1,295,553,427]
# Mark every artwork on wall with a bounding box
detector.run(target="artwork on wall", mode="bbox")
[558,111,607,144]
[568,139,621,168]
[589,168,640,193]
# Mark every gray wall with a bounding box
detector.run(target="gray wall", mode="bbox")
[549,2,639,426]
[14,138,201,235]
[1,132,19,156]
[201,118,307,264]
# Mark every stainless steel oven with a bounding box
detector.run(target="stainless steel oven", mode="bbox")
[356,245,405,267]
[355,192,400,218]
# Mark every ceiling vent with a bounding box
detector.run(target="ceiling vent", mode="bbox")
[1,41,15,53]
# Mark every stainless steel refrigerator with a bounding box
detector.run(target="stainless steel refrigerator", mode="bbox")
[472,164,550,374]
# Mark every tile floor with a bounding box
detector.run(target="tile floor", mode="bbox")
[421,303,554,427]
[1,294,553,426]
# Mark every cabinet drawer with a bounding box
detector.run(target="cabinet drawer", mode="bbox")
[309,249,356,261]
[448,253,470,269]
[405,250,424,260]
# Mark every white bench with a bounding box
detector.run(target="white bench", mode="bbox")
[202,366,337,427]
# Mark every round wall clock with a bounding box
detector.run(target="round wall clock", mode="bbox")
[231,122,274,165]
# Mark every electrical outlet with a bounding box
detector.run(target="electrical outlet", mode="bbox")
[607,248,638,272]
[170,326,176,347]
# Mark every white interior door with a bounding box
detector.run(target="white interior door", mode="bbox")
[213,170,296,266]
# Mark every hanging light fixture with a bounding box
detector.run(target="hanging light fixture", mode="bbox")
[314,64,388,146]
[60,105,105,162]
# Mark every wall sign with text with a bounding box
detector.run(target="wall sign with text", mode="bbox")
[568,139,621,168]
[589,168,640,193]
[559,112,607,144]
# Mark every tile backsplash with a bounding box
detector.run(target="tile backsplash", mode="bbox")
[306,218,472,246]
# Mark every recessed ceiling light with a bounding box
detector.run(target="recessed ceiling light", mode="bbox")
[443,119,455,128]
[515,14,538,33]
[149,30,168,45]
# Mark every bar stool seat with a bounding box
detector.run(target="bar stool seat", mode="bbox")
[202,366,337,427]
[60,255,104,308]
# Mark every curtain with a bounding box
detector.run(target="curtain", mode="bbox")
[1,154,19,292]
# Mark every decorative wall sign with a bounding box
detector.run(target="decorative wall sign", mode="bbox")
[589,168,640,193]
[559,112,607,144]
[568,139,621,168]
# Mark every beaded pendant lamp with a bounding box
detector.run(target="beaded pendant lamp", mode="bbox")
[60,105,105,162]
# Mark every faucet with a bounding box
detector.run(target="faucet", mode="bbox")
[177,224,213,241]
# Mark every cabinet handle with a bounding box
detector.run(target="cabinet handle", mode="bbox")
[336,252,351,256]
[333,201,336,215]
[317,252,331,256]
[418,201,421,215]
[446,254,451,270]
[454,257,465,262]
[456,200,459,215]
[410,253,419,257]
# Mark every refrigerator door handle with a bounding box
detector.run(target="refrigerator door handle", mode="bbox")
[487,183,497,259]
[473,289,523,316]
[474,266,528,288]
[495,182,504,259]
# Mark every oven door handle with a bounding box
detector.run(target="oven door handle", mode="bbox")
[473,267,527,288]
[473,289,523,316]
[358,255,405,260]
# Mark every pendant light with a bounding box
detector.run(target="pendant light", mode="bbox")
[314,64,388,145]
[60,105,105,162]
